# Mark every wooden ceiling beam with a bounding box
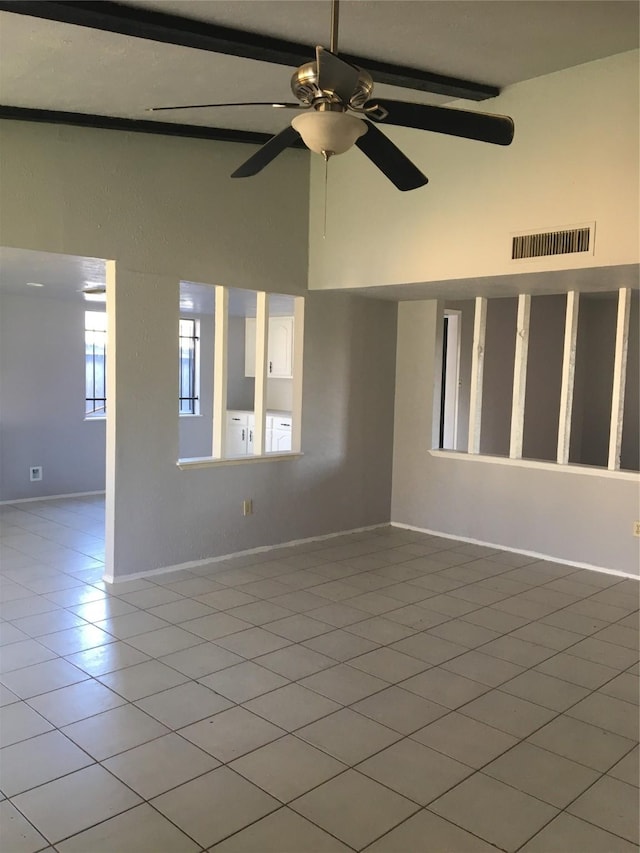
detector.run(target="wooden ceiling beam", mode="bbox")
[0,0,499,101]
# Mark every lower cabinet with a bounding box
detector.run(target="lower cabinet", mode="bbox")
[226,412,254,457]
[271,415,292,453]
[225,411,291,456]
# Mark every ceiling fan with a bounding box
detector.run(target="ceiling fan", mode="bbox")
[150,0,515,191]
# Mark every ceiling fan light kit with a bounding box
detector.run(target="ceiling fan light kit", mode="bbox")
[151,0,515,192]
[291,110,366,157]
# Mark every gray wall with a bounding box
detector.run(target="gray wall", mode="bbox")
[570,294,617,466]
[0,119,397,578]
[522,294,566,462]
[480,297,518,456]
[621,291,639,471]
[227,316,255,412]
[392,300,640,576]
[0,291,106,500]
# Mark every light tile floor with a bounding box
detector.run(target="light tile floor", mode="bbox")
[0,495,638,852]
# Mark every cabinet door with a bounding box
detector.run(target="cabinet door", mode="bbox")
[247,414,255,455]
[272,415,291,452]
[268,317,294,378]
[226,423,248,457]
[245,316,294,379]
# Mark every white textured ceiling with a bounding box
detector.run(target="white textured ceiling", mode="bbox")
[0,2,637,135]
[0,247,297,313]
[0,247,107,299]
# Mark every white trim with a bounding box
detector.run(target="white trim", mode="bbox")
[212,286,228,458]
[291,297,305,454]
[0,490,105,506]
[468,296,487,454]
[608,287,631,471]
[390,521,639,580]
[253,291,268,455]
[428,448,639,481]
[557,290,579,465]
[177,452,303,470]
[442,309,461,450]
[509,293,531,459]
[103,521,387,583]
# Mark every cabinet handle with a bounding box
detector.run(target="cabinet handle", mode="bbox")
[242,429,245,441]
[269,361,273,373]
[280,423,289,427]
[249,430,253,442]
[231,417,241,421]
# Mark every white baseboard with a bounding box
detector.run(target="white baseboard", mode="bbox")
[103,522,388,584]
[391,522,639,581]
[0,490,105,506]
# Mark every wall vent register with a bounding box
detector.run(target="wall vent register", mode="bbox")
[512,225,592,260]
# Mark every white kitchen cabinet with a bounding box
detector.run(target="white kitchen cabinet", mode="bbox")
[270,415,292,453]
[225,411,254,457]
[225,410,291,456]
[245,317,294,378]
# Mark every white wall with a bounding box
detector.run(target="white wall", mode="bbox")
[308,50,639,292]
[392,301,640,576]
[0,291,106,500]
[0,119,397,578]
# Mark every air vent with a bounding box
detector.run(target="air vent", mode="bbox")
[512,225,593,260]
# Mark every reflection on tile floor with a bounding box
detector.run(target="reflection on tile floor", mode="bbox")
[0,495,638,852]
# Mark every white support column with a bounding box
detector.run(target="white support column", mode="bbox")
[212,286,228,458]
[253,292,268,455]
[291,297,305,453]
[509,294,531,459]
[468,296,487,454]
[557,290,579,465]
[608,287,631,471]
[104,260,116,580]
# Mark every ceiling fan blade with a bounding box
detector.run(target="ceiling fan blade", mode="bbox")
[316,45,361,104]
[148,102,303,112]
[371,99,515,146]
[356,121,428,192]
[231,124,301,178]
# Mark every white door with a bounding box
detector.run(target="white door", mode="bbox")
[226,422,247,456]
[272,426,292,452]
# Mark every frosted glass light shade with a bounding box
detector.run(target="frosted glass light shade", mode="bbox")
[292,111,367,156]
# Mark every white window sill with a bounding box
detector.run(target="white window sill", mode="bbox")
[179,414,203,418]
[84,416,106,422]
[177,452,303,470]
[429,449,640,481]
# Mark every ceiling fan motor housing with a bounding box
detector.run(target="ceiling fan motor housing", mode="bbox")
[291,61,374,109]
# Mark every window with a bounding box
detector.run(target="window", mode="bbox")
[85,310,107,417]
[179,318,199,415]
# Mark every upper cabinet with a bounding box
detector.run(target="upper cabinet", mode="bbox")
[245,316,294,378]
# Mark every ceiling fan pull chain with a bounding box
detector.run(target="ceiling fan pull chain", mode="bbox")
[330,0,340,54]
[323,152,329,239]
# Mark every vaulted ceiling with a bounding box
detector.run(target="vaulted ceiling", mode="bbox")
[0,1,637,138]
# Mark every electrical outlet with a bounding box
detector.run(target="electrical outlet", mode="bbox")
[634,521,640,538]
[29,466,43,482]
[243,499,253,517]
